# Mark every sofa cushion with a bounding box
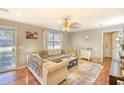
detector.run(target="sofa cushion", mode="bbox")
[47,54,70,62]
[48,49,61,56]
[50,58,62,63]
[58,54,70,59]
[61,49,69,54]
[39,50,48,59]
[46,61,67,73]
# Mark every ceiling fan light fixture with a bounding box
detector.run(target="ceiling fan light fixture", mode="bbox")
[61,15,80,32]
[63,27,69,32]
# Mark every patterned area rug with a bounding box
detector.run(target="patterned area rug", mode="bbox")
[61,61,103,85]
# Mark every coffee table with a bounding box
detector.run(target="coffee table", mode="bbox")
[62,56,78,69]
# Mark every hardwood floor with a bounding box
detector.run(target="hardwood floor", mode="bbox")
[0,62,15,73]
[0,58,111,85]
[94,58,112,85]
[0,68,40,85]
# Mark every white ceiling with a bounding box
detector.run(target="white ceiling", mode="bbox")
[0,8,124,32]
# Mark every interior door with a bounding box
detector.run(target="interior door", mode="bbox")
[103,33,112,58]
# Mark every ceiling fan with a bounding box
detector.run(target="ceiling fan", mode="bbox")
[62,16,80,32]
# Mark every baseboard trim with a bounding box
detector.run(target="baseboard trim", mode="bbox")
[16,65,27,70]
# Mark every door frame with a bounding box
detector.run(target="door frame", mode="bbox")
[0,25,17,70]
[101,30,119,62]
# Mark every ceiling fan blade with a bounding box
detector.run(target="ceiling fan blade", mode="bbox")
[69,25,79,28]
[70,22,79,26]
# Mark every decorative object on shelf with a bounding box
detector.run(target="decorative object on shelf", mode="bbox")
[118,30,124,56]
[79,48,92,60]
[26,31,38,39]
[120,44,124,56]
[119,30,124,70]
[85,35,89,41]
[120,56,124,69]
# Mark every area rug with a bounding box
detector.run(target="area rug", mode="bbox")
[61,61,103,85]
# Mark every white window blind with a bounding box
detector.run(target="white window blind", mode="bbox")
[48,32,62,50]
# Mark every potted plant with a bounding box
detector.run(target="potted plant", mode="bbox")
[118,31,124,56]
[122,44,124,50]
[120,44,124,56]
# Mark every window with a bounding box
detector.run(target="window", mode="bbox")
[48,32,62,50]
[0,29,14,47]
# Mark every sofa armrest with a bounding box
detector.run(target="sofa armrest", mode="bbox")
[42,61,68,85]
[27,54,43,77]
[43,61,67,74]
[47,61,68,73]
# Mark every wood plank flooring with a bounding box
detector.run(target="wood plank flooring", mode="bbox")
[94,58,112,85]
[0,58,111,85]
[0,68,40,85]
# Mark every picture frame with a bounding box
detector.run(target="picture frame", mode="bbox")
[26,31,38,39]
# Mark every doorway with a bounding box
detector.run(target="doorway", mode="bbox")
[103,32,112,61]
[0,26,16,72]
[103,31,119,61]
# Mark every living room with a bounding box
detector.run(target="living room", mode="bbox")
[0,8,124,85]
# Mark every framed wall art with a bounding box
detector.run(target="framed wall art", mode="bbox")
[26,31,38,39]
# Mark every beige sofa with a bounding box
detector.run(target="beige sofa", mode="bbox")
[27,51,68,85]
[27,53,44,84]
[42,60,68,85]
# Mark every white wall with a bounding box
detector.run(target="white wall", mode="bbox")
[0,18,44,67]
[70,25,123,60]
[0,18,70,68]
[70,30,102,59]
[0,18,123,66]
[63,32,70,49]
